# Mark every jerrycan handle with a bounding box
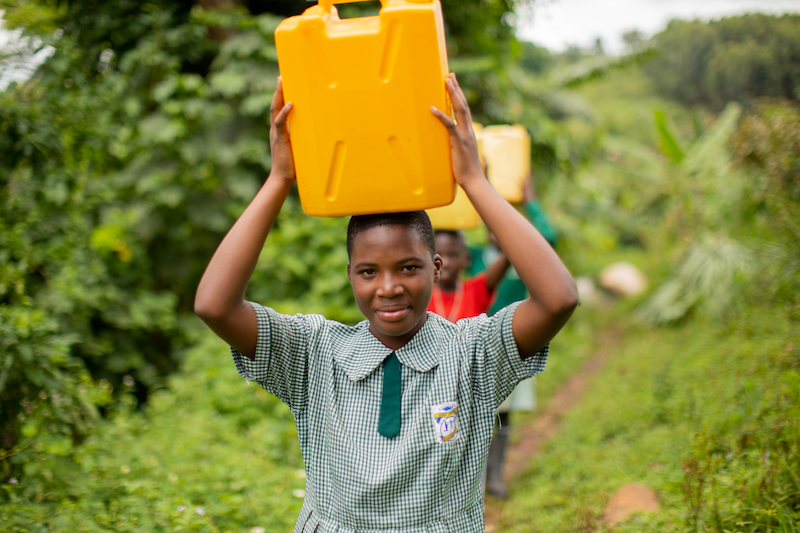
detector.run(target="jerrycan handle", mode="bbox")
[318,0,433,14]
[318,0,386,13]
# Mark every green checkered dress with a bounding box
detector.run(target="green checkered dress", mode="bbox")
[232,301,548,533]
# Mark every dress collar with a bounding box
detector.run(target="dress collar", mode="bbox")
[334,312,448,382]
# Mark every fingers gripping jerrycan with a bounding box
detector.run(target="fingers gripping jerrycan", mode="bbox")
[275,0,454,217]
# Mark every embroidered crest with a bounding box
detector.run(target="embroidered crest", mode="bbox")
[431,402,460,443]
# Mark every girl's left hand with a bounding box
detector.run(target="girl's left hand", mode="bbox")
[268,76,296,183]
[430,73,485,188]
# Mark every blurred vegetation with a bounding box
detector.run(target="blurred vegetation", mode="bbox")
[645,13,800,111]
[734,100,800,249]
[1,2,799,531]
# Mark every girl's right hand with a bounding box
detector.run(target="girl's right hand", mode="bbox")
[269,77,296,182]
[430,73,485,190]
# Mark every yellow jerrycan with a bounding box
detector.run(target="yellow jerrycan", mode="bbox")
[427,123,482,230]
[480,125,531,204]
[275,0,453,217]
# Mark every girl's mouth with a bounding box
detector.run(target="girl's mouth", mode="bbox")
[375,306,411,321]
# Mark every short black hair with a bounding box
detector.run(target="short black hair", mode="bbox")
[434,229,464,242]
[347,211,436,259]
[434,230,468,255]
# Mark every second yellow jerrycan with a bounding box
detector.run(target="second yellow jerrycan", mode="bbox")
[427,185,482,230]
[427,122,483,230]
[275,0,453,217]
[481,125,531,204]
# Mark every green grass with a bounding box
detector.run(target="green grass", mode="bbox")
[1,324,305,532]
[494,302,799,532]
[527,303,607,412]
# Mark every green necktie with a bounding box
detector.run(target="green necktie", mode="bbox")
[378,352,401,439]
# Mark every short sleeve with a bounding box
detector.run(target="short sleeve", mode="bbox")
[231,301,311,410]
[466,301,549,409]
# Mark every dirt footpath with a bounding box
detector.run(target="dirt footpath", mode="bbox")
[484,332,618,531]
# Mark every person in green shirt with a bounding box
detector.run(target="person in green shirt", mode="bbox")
[194,75,577,531]
[468,177,558,500]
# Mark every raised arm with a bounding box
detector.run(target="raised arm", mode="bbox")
[194,78,295,358]
[431,74,578,357]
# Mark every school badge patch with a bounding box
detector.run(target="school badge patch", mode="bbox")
[431,402,460,443]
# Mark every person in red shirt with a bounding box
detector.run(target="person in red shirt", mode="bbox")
[427,230,510,321]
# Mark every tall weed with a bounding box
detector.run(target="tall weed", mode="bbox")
[679,359,800,532]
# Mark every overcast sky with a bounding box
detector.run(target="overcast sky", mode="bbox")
[517,0,800,53]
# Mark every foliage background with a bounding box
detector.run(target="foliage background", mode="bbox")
[1,2,799,531]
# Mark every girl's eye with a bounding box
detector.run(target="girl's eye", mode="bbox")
[401,265,419,272]
[360,269,376,276]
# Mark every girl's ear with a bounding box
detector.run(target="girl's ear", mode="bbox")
[346,262,352,283]
[433,253,443,283]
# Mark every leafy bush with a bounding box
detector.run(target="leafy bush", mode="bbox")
[0,3,362,473]
[0,4,230,476]
[734,100,800,252]
[0,306,111,467]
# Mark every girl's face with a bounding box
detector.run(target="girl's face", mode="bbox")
[347,224,442,350]
[435,232,469,287]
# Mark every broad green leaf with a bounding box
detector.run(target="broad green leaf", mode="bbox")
[654,107,685,164]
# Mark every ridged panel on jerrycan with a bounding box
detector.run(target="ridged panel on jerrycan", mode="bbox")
[481,125,531,204]
[427,123,483,230]
[275,0,453,217]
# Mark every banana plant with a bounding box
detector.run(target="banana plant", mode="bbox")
[637,102,756,324]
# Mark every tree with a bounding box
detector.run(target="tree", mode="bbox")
[645,14,800,111]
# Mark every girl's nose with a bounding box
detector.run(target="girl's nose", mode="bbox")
[376,274,404,297]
